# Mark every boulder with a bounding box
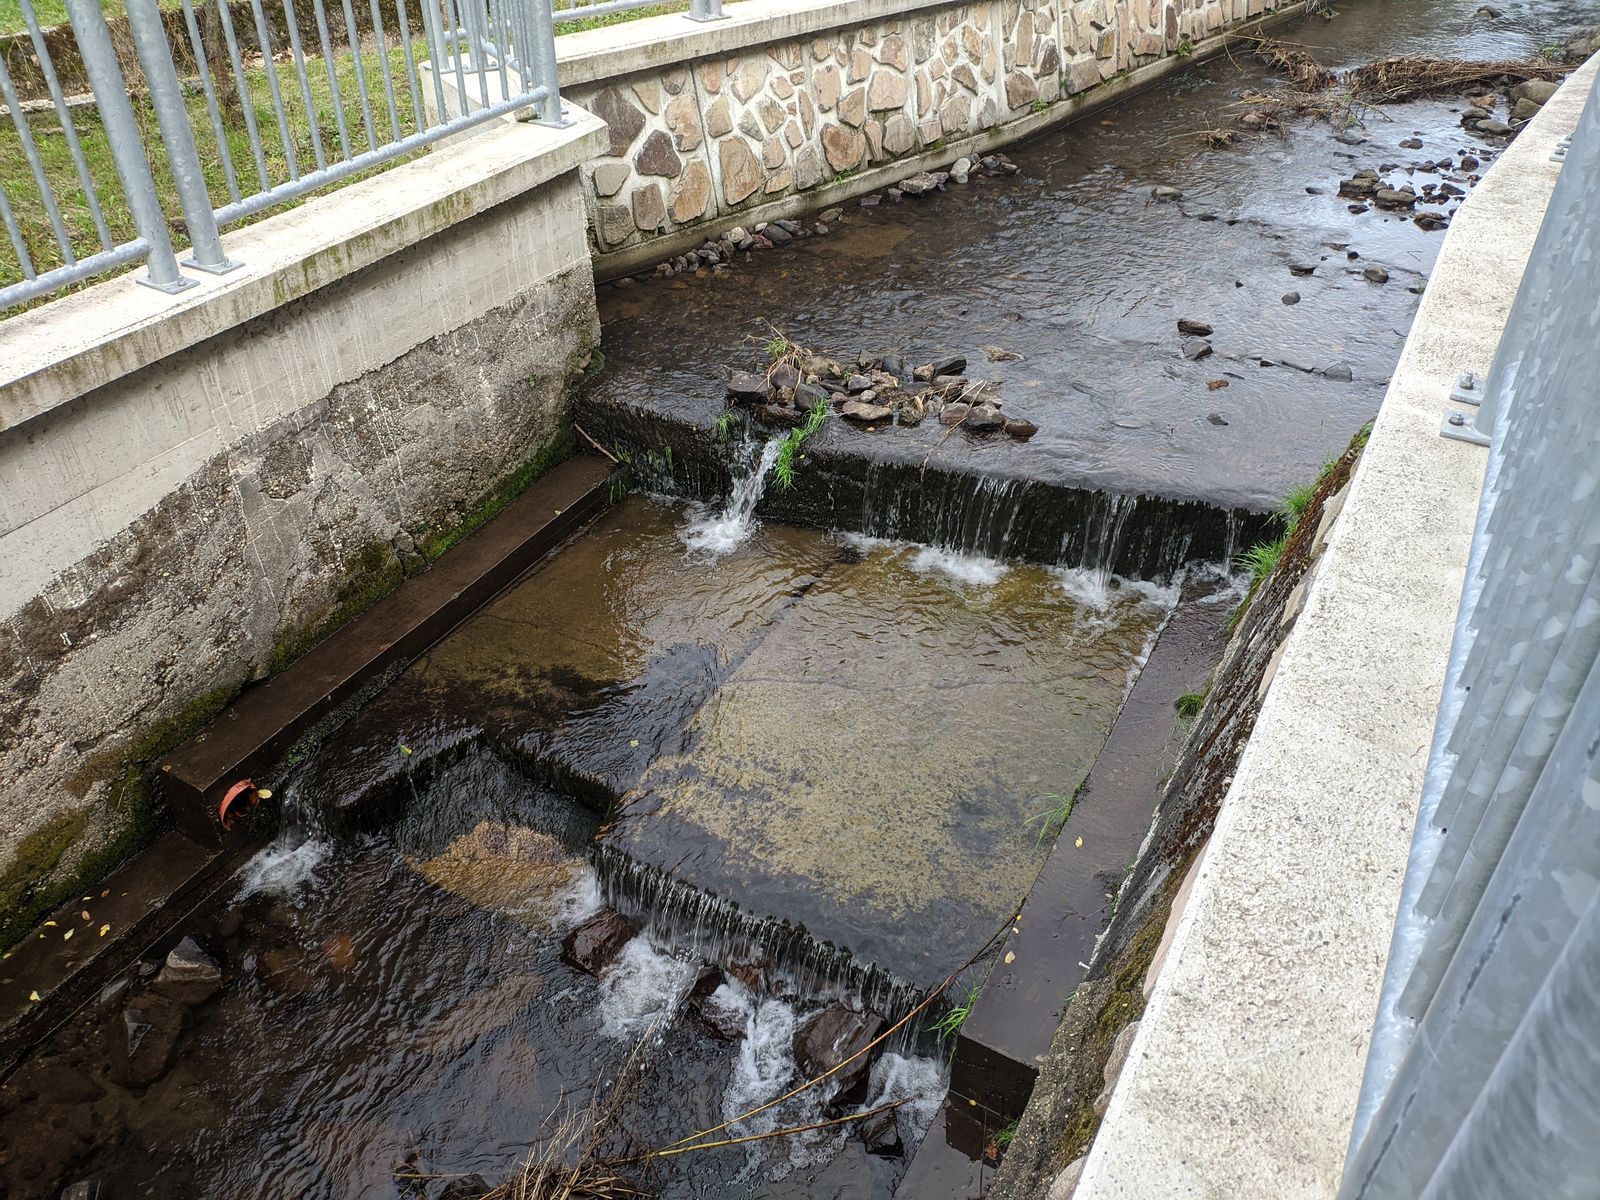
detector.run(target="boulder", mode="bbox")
[153,936,223,1005]
[116,995,185,1087]
[560,909,638,976]
[1515,79,1561,105]
[794,381,830,412]
[840,400,894,423]
[793,1003,885,1094]
[858,1108,904,1158]
[966,403,1004,432]
[1004,417,1039,440]
[1374,187,1418,209]
[728,371,771,403]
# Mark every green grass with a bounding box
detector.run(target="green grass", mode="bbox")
[2,39,435,298]
[1238,536,1286,584]
[1030,98,1048,113]
[1174,38,1195,57]
[771,399,827,491]
[995,1121,1018,1151]
[930,983,980,1041]
[0,0,156,32]
[1174,687,1208,720]
[1026,782,1084,844]
[713,410,740,441]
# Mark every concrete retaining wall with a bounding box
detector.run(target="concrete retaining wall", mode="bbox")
[0,113,607,944]
[553,0,1292,274]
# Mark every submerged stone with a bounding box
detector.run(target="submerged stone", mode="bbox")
[561,909,638,976]
[793,1003,884,1093]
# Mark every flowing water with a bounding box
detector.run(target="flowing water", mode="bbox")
[588,0,1597,513]
[6,2,1595,1196]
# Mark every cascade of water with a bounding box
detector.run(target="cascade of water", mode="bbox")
[238,781,328,898]
[681,438,785,556]
[593,845,923,1022]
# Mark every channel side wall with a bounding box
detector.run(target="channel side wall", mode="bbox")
[551,0,1305,276]
[1064,53,1600,1200]
[0,113,606,944]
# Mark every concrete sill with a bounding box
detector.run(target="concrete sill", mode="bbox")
[0,105,606,433]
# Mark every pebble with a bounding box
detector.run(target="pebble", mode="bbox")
[1177,317,1214,337]
[1282,292,1301,305]
[1151,185,1184,202]
[1363,265,1390,284]
[1182,338,1214,361]
[1477,119,1512,136]
[1323,363,1355,382]
[1290,262,1318,276]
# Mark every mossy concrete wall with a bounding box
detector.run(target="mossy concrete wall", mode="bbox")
[0,142,601,946]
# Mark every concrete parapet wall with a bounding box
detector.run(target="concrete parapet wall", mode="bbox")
[553,0,1292,274]
[1066,52,1600,1200]
[0,113,607,943]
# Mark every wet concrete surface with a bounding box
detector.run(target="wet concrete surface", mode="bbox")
[587,0,1589,513]
[301,496,1169,991]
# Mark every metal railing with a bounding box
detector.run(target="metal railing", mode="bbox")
[0,0,565,311]
[1340,70,1600,1200]
[551,0,722,27]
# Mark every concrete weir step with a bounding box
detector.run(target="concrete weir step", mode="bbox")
[0,453,622,1068]
[893,577,1237,1197]
[158,453,624,847]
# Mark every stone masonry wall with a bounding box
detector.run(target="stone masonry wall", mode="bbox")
[567,0,1280,260]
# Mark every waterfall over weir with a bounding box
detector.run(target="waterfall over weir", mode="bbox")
[594,843,926,1030]
[580,394,1269,582]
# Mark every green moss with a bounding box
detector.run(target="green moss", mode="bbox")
[413,426,577,563]
[1056,889,1172,1163]
[4,679,243,948]
[268,539,406,675]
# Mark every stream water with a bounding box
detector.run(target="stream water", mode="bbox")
[4,2,1594,1197]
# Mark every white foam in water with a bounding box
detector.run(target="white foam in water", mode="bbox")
[907,544,1010,587]
[553,869,604,931]
[237,835,328,898]
[867,1051,948,1137]
[597,935,700,1038]
[1051,563,1181,613]
[722,987,799,1137]
[681,439,784,557]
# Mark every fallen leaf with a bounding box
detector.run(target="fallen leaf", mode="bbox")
[80,911,90,922]
[63,929,73,940]
[99,924,111,937]
[400,745,413,756]
[1075,836,1084,847]
[257,788,273,800]
[1004,950,1017,964]
[43,920,56,927]
[101,889,110,898]
[28,991,39,1002]
[1207,379,1229,390]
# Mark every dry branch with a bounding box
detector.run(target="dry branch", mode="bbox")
[1343,55,1568,104]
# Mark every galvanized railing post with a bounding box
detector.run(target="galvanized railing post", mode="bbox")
[63,0,193,294]
[687,0,725,21]
[521,0,565,124]
[122,0,241,275]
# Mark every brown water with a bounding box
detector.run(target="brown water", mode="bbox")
[0,498,1170,1199]
[6,3,1593,1195]
[590,0,1592,511]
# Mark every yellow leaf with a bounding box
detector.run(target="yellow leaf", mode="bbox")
[257,788,273,800]
[63,929,73,940]
[1075,836,1084,848]
[99,924,111,937]
[28,991,39,1002]
[400,745,413,756]
[43,920,56,927]
[1004,950,1016,964]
